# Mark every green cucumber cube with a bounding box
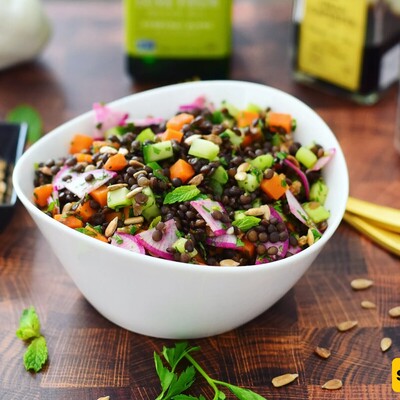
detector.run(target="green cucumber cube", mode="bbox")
[107,187,132,209]
[295,146,317,169]
[136,127,155,143]
[310,179,329,205]
[143,140,173,163]
[219,129,243,147]
[249,154,274,171]
[188,139,220,161]
[302,201,330,223]
[211,165,229,184]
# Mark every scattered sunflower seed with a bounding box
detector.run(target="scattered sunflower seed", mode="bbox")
[105,216,118,238]
[108,183,128,191]
[271,373,299,388]
[128,159,145,168]
[351,278,373,290]
[322,379,342,390]
[126,186,144,199]
[124,216,144,225]
[314,346,331,359]
[380,337,392,352]
[336,320,358,332]
[219,259,240,267]
[97,397,110,400]
[361,300,376,309]
[234,171,247,181]
[388,306,400,318]
[99,145,118,154]
[188,174,204,186]
[237,162,251,173]
[306,229,314,246]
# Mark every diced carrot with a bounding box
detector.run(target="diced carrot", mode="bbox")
[241,130,263,148]
[169,159,195,184]
[33,184,53,208]
[162,128,184,143]
[90,185,109,208]
[166,113,194,131]
[192,253,206,265]
[267,112,293,133]
[105,211,122,223]
[76,201,97,222]
[123,206,133,220]
[54,214,84,229]
[260,173,288,200]
[82,224,108,243]
[69,134,93,154]
[92,141,120,153]
[237,110,259,128]
[75,153,93,163]
[103,153,128,171]
[239,238,256,259]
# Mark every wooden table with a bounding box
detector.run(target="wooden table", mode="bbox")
[1,1,400,399]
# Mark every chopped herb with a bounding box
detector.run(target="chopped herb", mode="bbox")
[232,216,261,232]
[6,105,43,144]
[164,185,200,205]
[113,234,124,245]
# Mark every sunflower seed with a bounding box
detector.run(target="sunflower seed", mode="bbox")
[237,162,251,173]
[271,373,299,388]
[351,278,373,290]
[126,186,143,199]
[184,134,202,145]
[203,134,222,145]
[124,216,144,225]
[234,171,247,181]
[118,147,129,155]
[133,169,148,179]
[108,183,128,191]
[128,159,145,168]
[314,346,331,359]
[219,259,240,267]
[322,379,342,390]
[336,320,358,332]
[188,174,204,186]
[99,145,118,154]
[105,216,118,237]
[97,397,110,400]
[380,337,392,352]
[306,229,314,246]
[361,300,376,309]
[388,306,400,318]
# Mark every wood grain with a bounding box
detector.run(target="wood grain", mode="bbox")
[0,0,399,399]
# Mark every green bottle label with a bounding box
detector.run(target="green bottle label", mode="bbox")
[124,0,232,59]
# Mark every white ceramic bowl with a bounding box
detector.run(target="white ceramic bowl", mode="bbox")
[13,81,349,339]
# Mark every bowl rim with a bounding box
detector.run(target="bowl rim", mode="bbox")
[13,80,349,274]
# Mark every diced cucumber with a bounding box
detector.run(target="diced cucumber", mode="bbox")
[302,201,330,223]
[238,172,261,193]
[219,128,243,147]
[211,165,229,184]
[136,127,155,143]
[188,138,220,161]
[295,146,317,169]
[271,133,282,147]
[142,203,161,221]
[221,101,239,118]
[249,154,274,171]
[104,126,125,139]
[310,179,329,205]
[252,197,262,208]
[143,140,173,163]
[246,103,261,113]
[107,187,132,209]
[172,237,198,257]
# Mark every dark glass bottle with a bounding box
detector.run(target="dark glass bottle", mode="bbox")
[124,0,233,83]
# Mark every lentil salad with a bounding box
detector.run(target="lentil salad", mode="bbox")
[32,97,334,266]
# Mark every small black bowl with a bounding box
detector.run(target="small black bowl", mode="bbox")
[0,122,28,232]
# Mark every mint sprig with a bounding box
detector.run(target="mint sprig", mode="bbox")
[16,306,48,372]
[163,185,200,205]
[6,105,43,144]
[232,216,261,232]
[155,342,266,400]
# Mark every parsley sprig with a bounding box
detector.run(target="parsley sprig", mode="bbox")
[16,306,48,372]
[155,342,266,400]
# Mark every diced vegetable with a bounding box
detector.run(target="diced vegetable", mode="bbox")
[161,128,184,143]
[283,158,310,199]
[93,103,128,136]
[237,171,261,193]
[267,112,293,133]
[249,154,274,171]
[309,179,329,205]
[69,134,93,154]
[307,148,336,172]
[169,159,195,184]
[211,165,229,184]
[206,234,243,249]
[166,113,194,131]
[219,129,243,147]
[103,153,128,171]
[76,200,97,222]
[295,146,317,169]
[75,153,93,163]
[285,189,319,232]
[172,237,198,257]
[33,184,53,208]
[237,110,259,127]
[77,224,108,242]
[188,138,220,161]
[143,141,173,163]
[302,201,330,223]
[107,187,132,209]
[54,214,83,229]
[136,127,155,143]
[260,173,287,200]
[178,96,206,112]
[90,185,109,208]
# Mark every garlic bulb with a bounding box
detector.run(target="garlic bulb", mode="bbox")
[0,0,51,70]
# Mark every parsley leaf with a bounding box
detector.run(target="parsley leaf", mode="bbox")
[224,384,267,400]
[23,336,48,372]
[164,185,200,204]
[232,216,261,232]
[16,306,41,340]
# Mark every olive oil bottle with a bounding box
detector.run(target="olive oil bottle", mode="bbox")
[124,0,233,83]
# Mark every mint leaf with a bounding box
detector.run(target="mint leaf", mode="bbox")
[6,105,43,144]
[232,216,261,232]
[23,336,48,372]
[16,306,41,340]
[163,185,200,205]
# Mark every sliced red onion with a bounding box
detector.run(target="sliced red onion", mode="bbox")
[131,117,165,127]
[307,148,336,172]
[287,242,302,256]
[64,169,117,198]
[206,234,242,249]
[110,232,145,254]
[178,96,206,112]
[285,190,320,233]
[283,158,310,200]
[93,103,129,136]
[53,165,78,191]
[135,219,178,260]
[190,199,230,236]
